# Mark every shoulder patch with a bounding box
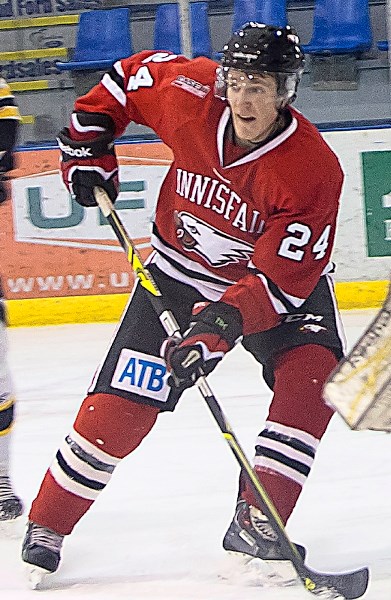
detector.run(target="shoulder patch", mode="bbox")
[171,75,210,98]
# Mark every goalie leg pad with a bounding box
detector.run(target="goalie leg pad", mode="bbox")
[324,286,391,431]
[29,393,159,534]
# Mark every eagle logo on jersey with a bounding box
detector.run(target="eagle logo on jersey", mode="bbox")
[174,211,254,267]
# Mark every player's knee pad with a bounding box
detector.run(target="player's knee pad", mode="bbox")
[74,392,160,458]
[0,396,14,435]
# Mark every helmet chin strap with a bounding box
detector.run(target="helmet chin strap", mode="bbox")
[277,98,289,111]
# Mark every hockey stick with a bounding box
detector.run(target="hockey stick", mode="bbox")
[324,281,391,432]
[94,186,369,600]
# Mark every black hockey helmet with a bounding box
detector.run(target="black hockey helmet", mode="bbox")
[216,22,305,105]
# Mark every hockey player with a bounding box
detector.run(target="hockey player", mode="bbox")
[22,23,346,578]
[0,78,23,526]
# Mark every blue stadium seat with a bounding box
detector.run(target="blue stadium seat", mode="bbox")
[233,0,287,32]
[302,0,372,54]
[154,2,213,58]
[377,40,389,52]
[57,8,133,71]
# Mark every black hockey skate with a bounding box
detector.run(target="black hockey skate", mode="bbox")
[0,475,24,521]
[223,499,306,561]
[22,521,64,587]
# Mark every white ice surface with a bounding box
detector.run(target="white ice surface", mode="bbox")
[1,310,390,599]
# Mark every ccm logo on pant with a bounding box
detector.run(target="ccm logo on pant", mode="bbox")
[111,349,170,402]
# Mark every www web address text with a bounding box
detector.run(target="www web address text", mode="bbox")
[6,272,133,295]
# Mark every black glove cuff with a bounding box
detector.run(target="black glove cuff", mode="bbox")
[73,111,115,134]
[192,302,243,347]
[0,180,7,205]
[0,150,14,174]
[57,128,115,161]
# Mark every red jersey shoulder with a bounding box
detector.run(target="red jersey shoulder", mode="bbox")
[264,108,344,207]
[120,51,217,98]
[291,108,343,176]
[116,51,222,142]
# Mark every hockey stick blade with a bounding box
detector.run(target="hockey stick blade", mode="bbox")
[295,564,369,599]
[94,187,369,599]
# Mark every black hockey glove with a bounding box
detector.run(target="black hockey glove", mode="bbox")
[58,127,119,207]
[0,178,7,205]
[161,302,243,393]
[0,148,15,174]
[0,86,19,206]
[0,153,15,205]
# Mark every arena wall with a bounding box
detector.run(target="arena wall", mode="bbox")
[2,126,390,326]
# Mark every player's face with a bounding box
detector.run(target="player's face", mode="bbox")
[226,70,279,147]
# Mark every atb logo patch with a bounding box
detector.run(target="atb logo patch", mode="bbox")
[111,349,170,402]
[171,75,210,98]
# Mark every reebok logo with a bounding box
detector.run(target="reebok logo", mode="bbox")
[58,139,93,158]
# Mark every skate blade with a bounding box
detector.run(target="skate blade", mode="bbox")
[25,564,51,590]
[261,559,299,586]
[0,515,24,539]
[219,551,298,587]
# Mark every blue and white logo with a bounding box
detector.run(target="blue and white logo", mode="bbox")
[111,349,170,402]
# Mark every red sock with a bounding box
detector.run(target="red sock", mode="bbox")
[242,344,338,524]
[29,393,159,534]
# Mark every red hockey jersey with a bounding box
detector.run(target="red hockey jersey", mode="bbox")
[75,51,344,335]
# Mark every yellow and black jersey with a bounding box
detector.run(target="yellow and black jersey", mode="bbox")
[0,78,20,174]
